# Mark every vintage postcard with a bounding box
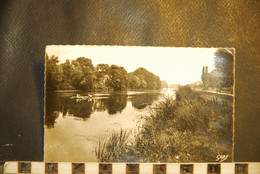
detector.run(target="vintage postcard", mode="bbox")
[44,46,234,162]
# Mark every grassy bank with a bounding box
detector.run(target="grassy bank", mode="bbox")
[94,86,233,162]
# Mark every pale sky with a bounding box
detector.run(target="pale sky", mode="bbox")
[46,45,217,85]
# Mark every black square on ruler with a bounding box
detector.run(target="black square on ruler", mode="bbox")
[18,162,31,173]
[45,163,58,174]
[153,164,166,174]
[126,164,139,174]
[99,163,112,174]
[208,164,221,174]
[235,164,248,174]
[72,163,85,174]
[180,164,193,174]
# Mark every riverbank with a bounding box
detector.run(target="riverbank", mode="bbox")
[94,86,233,162]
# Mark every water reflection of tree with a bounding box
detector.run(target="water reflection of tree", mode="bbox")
[107,95,127,115]
[45,93,94,128]
[45,93,63,128]
[93,99,108,112]
[45,92,160,128]
[131,93,160,109]
[68,100,93,119]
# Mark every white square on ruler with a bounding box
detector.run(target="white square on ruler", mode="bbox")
[167,163,180,174]
[113,163,126,174]
[249,163,260,174]
[221,163,234,174]
[31,162,44,174]
[58,162,72,174]
[194,163,207,174]
[85,163,99,174]
[139,163,153,174]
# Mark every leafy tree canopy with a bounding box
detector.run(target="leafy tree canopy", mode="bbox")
[46,57,163,92]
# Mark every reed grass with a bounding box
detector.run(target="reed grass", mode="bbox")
[94,129,133,162]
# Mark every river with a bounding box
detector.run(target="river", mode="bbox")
[44,88,175,162]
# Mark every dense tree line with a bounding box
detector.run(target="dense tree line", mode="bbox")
[46,55,163,92]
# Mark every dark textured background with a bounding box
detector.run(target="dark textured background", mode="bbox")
[0,0,259,162]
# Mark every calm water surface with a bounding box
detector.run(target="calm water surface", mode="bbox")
[44,88,175,162]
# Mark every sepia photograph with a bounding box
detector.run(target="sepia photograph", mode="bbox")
[44,46,234,162]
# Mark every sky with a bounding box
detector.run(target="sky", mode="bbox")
[46,45,218,85]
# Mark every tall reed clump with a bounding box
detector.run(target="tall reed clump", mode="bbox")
[94,129,136,162]
[94,85,233,162]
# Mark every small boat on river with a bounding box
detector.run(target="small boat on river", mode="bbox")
[70,94,93,100]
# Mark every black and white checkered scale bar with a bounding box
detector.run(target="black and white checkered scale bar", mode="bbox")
[1,162,260,174]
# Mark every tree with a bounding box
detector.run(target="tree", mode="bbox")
[93,64,110,90]
[107,65,128,91]
[133,67,162,90]
[96,64,110,78]
[128,74,142,89]
[71,57,95,91]
[61,60,72,80]
[46,54,62,91]
[59,60,74,89]
[161,80,168,88]
[213,48,234,88]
